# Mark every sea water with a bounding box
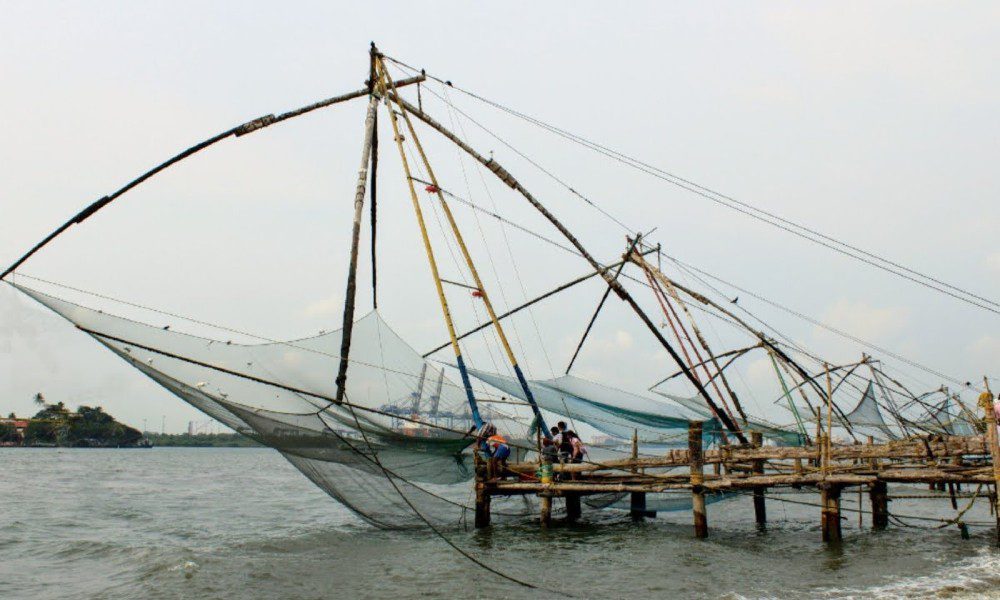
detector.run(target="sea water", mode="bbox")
[2,447,999,599]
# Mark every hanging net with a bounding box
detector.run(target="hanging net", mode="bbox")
[650,390,806,446]
[13,283,539,528]
[464,368,721,445]
[841,381,897,441]
[911,396,977,436]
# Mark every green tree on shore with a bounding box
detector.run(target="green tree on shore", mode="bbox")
[0,421,18,443]
[21,402,143,447]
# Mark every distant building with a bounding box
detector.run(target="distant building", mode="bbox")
[0,417,29,445]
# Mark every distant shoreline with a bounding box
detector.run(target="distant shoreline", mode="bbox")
[143,432,262,448]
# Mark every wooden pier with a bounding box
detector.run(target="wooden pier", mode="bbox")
[474,415,1000,543]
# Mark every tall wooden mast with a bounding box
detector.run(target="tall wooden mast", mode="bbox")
[333,76,379,403]
[386,90,747,442]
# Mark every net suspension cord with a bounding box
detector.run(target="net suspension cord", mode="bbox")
[385,90,747,444]
[0,75,425,282]
[373,59,483,430]
[769,350,810,441]
[564,235,641,376]
[382,55,1000,317]
[379,55,551,438]
[639,257,739,429]
[634,241,749,424]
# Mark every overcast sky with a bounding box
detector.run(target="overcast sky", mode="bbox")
[2,2,998,433]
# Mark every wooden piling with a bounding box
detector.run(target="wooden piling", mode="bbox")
[630,492,647,522]
[821,484,843,542]
[475,485,491,529]
[870,480,889,530]
[751,430,766,528]
[689,421,708,538]
[628,428,646,521]
[474,453,491,529]
[540,494,552,527]
[566,493,582,522]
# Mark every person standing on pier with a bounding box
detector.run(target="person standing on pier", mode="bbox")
[485,427,511,481]
[556,421,573,463]
[567,431,588,464]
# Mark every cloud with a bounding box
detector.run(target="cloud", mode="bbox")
[302,294,342,319]
[987,253,1000,273]
[811,298,912,362]
[818,299,911,341]
[968,335,1000,363]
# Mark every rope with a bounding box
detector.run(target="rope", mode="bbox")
[383,55,1000,317]
[339,389,549,592]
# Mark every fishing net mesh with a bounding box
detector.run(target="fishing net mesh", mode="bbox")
[14,283,539,527]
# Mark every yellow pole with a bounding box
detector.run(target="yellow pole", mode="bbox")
[372,60,482,427]
[378,56,550,436]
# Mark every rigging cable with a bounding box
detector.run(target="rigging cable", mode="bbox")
[383,55,1000,317]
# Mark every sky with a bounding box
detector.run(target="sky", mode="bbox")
[1,1,998,433]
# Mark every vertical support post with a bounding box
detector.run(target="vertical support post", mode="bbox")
[566,494,582,523]
[629,427,647,521]
[870,480,889,531]
[368,44,379,310]
[631,428,639,470]
[821,484,843,543]
[751,430,766,529]
[630,492,647,522]
[539,495,552,528]
[334,95,378,403]
[475,486,491,529]
[814,407,823,468]
[867,435,878,470]
[825,363,834,467]
[474,453,491,528]
[689,421,708,539]
[978,380,1000,546]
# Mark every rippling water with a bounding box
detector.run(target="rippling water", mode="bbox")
[3,447,1000,599]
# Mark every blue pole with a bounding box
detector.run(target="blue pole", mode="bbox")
[514,364,551,439]
[455,354,483,429]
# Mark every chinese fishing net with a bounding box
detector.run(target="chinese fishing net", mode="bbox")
[12,283,540,528]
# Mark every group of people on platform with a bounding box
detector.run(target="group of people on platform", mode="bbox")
[542,421,587,466]
[476,420,588,482]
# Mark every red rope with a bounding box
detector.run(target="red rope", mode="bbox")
[641,265,739,426]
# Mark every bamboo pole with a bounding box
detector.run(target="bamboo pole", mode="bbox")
[870,480,889,530]
[690,421,708,538]
[372,60,482,426]
[381,56,551,436]
[422,249,658,357]
[630,428,646,521]
[825,363,834,472]
[751,430,766,528]
[0,75,425,283]
[979,377,1000,545]
[539,494,552,528]
[636,244,749,424]
[566,494,582,522]
[821,484,843,543]
[389,92,746,443]
[627,251,826,414]
[334,95,379,402]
